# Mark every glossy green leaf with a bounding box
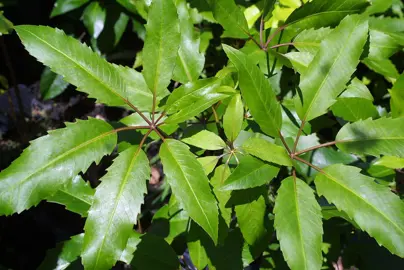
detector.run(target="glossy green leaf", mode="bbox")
[293,27,332,54]
[50,0,90,18]
[210,165,232,226]
[198,156,220,175]
[368,28,404,59]
[369,16,404,33]
[113,12,129,47]
[221,155,279,191]
[274,177,323,270]
[315,164,404,257]
[82,146,150,270]
[362,57,399,82]
[223,45,282,137]
[183,130,226,150]
[390,73,404,118]
[331,98,379,122]
[40,67,69,100]
[160,139,219,243]
[47,175,94,217]
[336,117,404,158]
[223,93,244,142]
[295,14,369,122]
[187,221,210,270]
[38,234,84,270]
[173,0,204,83]
[284,51,313,74]
[366,0,393,15]
[142,0,180,98]
[131,233,179,270]
[0,11,13,35]
[232,187,268,246]
[242,137,292,166]
[15,25,145,109]
[165,78,229,124]
[82,2,106,39]
[0,118,116,215]
[341,78,374,100]
[374,156,404,169]
[207,0,249,38]
[311,148,357,172]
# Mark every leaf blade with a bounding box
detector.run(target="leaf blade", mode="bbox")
[242,137,292,166]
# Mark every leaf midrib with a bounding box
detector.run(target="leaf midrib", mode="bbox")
[17,27,129,106]
[0,129,115,197]
[320,171,404,236]
[224,163,270,187]
[293,179,308,270]
[165,143,214,236]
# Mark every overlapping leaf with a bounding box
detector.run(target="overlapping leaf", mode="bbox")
[336,117,404,158]
[173,0,205,83]
[182,130,226,150]
[50,0,90,18]
[274,177,323,270]
[142,0,180,98]
[315,164,404,257]
[242,137,292,166]
[160,139,219,243]
[390,73,404,118]
[294,14,369,122]
[40,67,69,100]
[82,146,150,270]
[223,45,282,137]
[0,118,116,215]
[47,175,94,217]
[82,2,106,39]
[223,93,244,142]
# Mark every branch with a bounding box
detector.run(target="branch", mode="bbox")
[293,120,306,154]
[293,155,324,173]
[278,131,292,154]
[264,24,289,49]
[294,141,342,156]
[124,98,153,126]
[269,42,295,50]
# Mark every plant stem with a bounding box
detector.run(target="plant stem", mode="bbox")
[260,16,265,47]
[124,99,153,126]
[153,127,166,142]
[294,141,342,156]
[113,125,151,133]
[278,131,292,154]
[269,42,295,49]
[155,111,167,125]
[293,120,306,153]
[293,155,324,173]
[264,24,289,49]
[212,105,219,123]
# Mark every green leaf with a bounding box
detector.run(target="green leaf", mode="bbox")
[0,11,13,35]
[362,57,399,82]
[182,130,226,150]
[390,73,404,118]
[38,234,84,270]
[336,117,404,158]
[311,148,357,172]
[232,187,268,246]
[160,139,219,243]
[223,45,282,138]
[341,78,374,100]
[221,155,279,191]
[223,93,244,142]
[331,98,379,122]
[294,14,369,122]
[293,27,332,54]
[207,0,249,38]
[82,2,106,39]
[131,233,179,270]
[47,175,94,217]
[374,156,404,169]
[242,137,292,166]
[113,12,130,47]
[40,67,69,100]
[210,165,232,226]
[284,51,313,74]
[173,0,205,83]
[165,78,229,124]
[50,0,90,18]
[15,25,144,109]
[187,221,210,270]
[0,118,116,215]
[198,156,220,175]
[274,177,323,270]
[366,0,393,15]
[142,0,180,98]
[82,146,150,270]
[368,28,404,59]
[286,0,369,30]
[315,164,404,257]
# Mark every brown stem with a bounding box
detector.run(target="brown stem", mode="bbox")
[293,120,306,153]
[153,127,166,142]
[212,106,219,123]
[138,129,153,150]
[269,42,295,50]
[124,98,153,126]
[278,131,292,154]
[151,93,157,123]
[260,16,265,47]
[293,155,324,173]
[294,141,342,156]
[155,111,167,125]
[113,125,151,133]
[264,24,289,49]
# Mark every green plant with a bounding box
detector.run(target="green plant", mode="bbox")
[1,0,404,269]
